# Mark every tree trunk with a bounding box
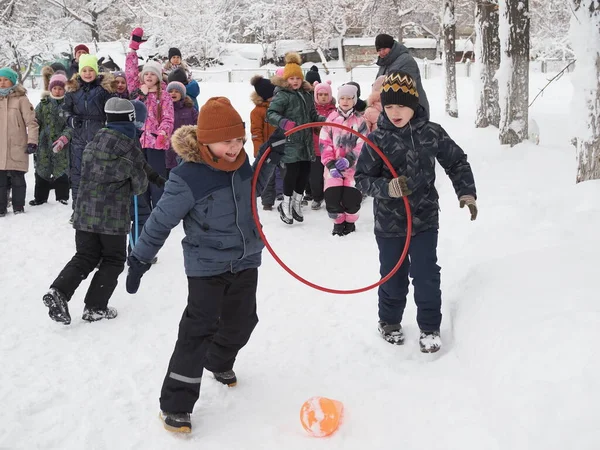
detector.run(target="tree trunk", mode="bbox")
[475,0,501,128]
[91,11,100,41]
[570,0,600,182]
[498,0,530,147]
[443,0,458,118]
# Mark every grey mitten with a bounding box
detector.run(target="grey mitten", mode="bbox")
[459,195,478,221]
[388,176,412,198]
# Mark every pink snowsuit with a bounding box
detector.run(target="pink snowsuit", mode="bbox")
[319,108,368,224]
[126,52,174,150]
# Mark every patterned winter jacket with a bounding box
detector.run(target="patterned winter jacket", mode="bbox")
[319,108,368,185]
[126,51,175,150]
[131,125,276,277]
[376,42,430,120]
[355,107,476,237]
[250,92,276,157]
[34,92,72,180]
[313,101,336,157]
[266,78,324,164]
[73,127,148,235]
[166,97,198,169]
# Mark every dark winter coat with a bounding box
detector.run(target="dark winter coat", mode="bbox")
[266,78,324,164]
[73,127,148,235]
[186,80,200,111]
[34,93,72,180]
[131,125,275,277]
[63,74,117,197]
[355,107,476,237]
[376,42,430,119]
[166,98,198,169]
[67,59,79,79]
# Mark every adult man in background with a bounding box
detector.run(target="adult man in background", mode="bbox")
[375,33,430,119]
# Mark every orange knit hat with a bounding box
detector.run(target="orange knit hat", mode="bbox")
[282,52,304,80]
[197,97,245,144]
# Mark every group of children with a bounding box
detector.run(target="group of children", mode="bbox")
[0,32,478,435]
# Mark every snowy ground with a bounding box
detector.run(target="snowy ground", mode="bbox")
[1,71,599,449]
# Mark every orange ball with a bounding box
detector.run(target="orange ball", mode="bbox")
[300,396,344,437]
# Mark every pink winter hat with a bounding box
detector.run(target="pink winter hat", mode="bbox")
[337,84,358,105]
[48,72,68,91]
[275,67,284,77]
[313,80,332,102]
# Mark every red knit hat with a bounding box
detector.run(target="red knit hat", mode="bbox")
[74,44,90,56]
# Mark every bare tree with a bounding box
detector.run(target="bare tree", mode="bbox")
[475,0,500,128]
[498,0,530,147]
[443,0,458,118]
[569,0,600,182]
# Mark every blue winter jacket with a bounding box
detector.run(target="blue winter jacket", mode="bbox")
[186,80,200,111]
[131,125,275,277]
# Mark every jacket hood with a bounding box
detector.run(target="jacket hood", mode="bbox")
[250,91,270,107]
[96,128,137,157]
[65,73,117,93]
[270,76,313,93]
[376,42,408,67]
[5,85,28,97]
[171,126,203,163]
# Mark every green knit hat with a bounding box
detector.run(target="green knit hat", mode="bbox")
[0,67,18,86]
[78,54,99,74]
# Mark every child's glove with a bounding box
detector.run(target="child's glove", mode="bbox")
[155,133,168,148]
[330,168,343,179]
[52,136,69,153]
[129,27,146,51]
[459,195,478,221]
[346,152,357,167]
[26,143,38,154]
[388,176,411,198]
[280,119,296,131]
[148,170,166,188]
[126,255,152,294]
[258,128,286,165]
[334,158,350,171]
[68,116,82,128]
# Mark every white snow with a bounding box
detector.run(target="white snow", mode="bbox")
[1,68,599,449]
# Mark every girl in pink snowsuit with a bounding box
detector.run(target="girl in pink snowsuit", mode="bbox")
[126,27,174,208]
[319,84,368,236]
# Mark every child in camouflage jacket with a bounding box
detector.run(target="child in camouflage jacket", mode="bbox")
[42,98,148,325]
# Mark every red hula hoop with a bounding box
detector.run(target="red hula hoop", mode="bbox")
[251,121,412,295]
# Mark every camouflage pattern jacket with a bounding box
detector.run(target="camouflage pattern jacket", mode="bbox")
[34,93,72,180]
[355,107,476,237]
[73,127,148,235]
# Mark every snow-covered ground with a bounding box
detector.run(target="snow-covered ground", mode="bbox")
[1,70,599,449]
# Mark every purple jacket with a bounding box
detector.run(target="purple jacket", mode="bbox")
[166,99,199,169]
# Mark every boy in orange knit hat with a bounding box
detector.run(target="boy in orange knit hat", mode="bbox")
[125,97,284,434]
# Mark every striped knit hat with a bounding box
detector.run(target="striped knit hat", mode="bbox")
[380,72,419,111]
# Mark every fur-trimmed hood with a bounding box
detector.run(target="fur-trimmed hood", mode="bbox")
[65,73,117,93]
[171,125,201,163]
[250,90,269,107]
[270,76,313,93]
[42,66,54,91]
[1,84,27,98]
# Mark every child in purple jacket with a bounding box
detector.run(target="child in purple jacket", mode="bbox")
[165,81,198,177]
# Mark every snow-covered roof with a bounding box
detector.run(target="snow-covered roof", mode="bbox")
[456,39,474,52]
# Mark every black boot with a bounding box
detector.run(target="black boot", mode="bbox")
[332,223,345,236]
[213,369,237,387]
[342,222,356,235]
[378,321,404,345]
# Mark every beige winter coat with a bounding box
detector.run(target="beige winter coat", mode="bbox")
[0,85,38,172]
